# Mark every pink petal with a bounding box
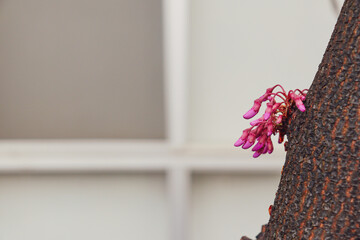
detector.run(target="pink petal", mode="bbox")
[250,117,263,126]
[258,93,269,102]
[289,92,296,100]
[243,100,262,119]
[234,138,245,147]
[253,151,261,158]
[267,137,273,154]
[297,104,306,112]
[267,124,274,136]
[263,112,271,120]
[242,141,254,149]
[243,109,257,119]
[262,144,268,154]
[252,142,264,151]
[263,102,273,120]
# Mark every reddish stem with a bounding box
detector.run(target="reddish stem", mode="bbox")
[270,92,287,102]
[294,89,308,96]
[272,84,287,94]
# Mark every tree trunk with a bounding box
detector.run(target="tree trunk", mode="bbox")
[245,0,360,239]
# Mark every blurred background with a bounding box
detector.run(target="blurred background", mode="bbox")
[0,0,343,239]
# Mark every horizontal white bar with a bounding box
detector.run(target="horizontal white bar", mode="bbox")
[0,140,284,173]
[0,161,168,174]
[0,159,283,174]
[0,140,170,154]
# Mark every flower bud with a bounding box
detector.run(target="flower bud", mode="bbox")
[263,102,274,120]
[258,93,269,103]
[253,151,262,158]
[242,131,256,149]
[234,129,250,147]
[295,98,306,112]
[252,142,263,151]
[243,99,262,119]
[267,137,274,154]
[250,116,264,126]
[234,138,245,147]
[252,134,267,150]
[290,92,306,112]
[262,143,268,153]
[267,123,274,136]
[255,124,265,136]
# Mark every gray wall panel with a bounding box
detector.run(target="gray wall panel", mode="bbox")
[0,0,164,139]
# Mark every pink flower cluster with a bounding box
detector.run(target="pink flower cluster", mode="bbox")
[234,85,308,158]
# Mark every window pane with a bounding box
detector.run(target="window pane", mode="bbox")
[0,173,168,240]
[0,0,164,139]
[191,173,280,239]
[188,0,338,145]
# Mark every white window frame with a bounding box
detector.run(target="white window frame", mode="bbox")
[0,1,283,239]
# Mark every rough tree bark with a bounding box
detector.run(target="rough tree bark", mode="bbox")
[242,0,360,239]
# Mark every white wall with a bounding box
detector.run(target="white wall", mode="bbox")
[0,141,284,240]
[0,1,345,240]
[191,173,280,239]
[0,173,169,240]
[188,0,340,145]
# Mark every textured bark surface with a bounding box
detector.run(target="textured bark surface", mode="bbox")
[243,0,360,239]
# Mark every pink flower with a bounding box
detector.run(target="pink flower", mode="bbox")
[253,151,262,158]
[252,141,264,151]
[262,144,268,153]
[250,116,264,126]
[263,102,274,120]
[234,85,308,158]
[243,99,262,119]
[242,131,257,149]
[267,137,274,154]
[234,129,250,147]
[295,99,306,112]
[290,92,306,112]
[267,123,274,136]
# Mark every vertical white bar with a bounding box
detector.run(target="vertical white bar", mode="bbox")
[167,167,191,240]
[163,0,189,148]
